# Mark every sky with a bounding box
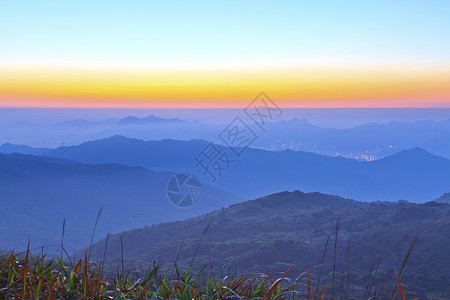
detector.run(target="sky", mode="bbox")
[0,1,449,108]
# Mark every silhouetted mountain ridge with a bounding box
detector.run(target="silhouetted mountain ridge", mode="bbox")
[0,152,241,251]
[116,115,189,126]
[88,190,450,298]
[2,115,450,158]
[44,136,450,202]
[435,193,450,203]
[0,143,49,155]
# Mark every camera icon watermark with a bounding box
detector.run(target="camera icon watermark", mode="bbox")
[167,173,202,208]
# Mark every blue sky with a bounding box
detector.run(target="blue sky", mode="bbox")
[1,0,449,65]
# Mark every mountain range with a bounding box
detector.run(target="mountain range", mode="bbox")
[3,134,449,251]
[1,114,450,159]
[42,135,450,202]
[253,118,450,159]
[88,190,450,299]
[0,153,241,251]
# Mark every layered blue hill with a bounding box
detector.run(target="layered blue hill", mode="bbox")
[44,136,450,202]
[0,153,241,250]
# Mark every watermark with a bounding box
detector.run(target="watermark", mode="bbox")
[219,117,258,157]
[194,92,283,182]
[194,142,235,182]
[167,173,202,208]
[166,92,282,208]
[244,92,283,132]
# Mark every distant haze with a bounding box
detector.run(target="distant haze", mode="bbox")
[1,108,449,128]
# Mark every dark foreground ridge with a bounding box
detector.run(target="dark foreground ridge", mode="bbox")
[88,190,450,298]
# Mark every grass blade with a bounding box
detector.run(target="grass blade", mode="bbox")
[88,207,103,262]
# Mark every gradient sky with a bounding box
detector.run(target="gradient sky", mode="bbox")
[0,1,449,108]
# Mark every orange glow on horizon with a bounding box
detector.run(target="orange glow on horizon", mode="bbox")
[0,63,449,108]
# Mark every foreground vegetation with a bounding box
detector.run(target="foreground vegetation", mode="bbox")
[0,250,320,299]
[1,192,435,299]
[86,192,450,298]
[1,248,414,299]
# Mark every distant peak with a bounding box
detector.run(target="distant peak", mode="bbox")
[381,147,445,162]
[143,115,159,120]
[87,135,143,145]
[117,115,186,126]
[107,135,129,139]
[404,146,427,152]
[435,193,450,203]
[401,147,432,156]
[104,135,140,141]
[391,147,428,155]
[276,118,312,126]
[290,118,310,123]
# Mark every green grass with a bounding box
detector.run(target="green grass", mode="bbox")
[0,250,331,299]
[0,216,419,299]
[0,248,416,299]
